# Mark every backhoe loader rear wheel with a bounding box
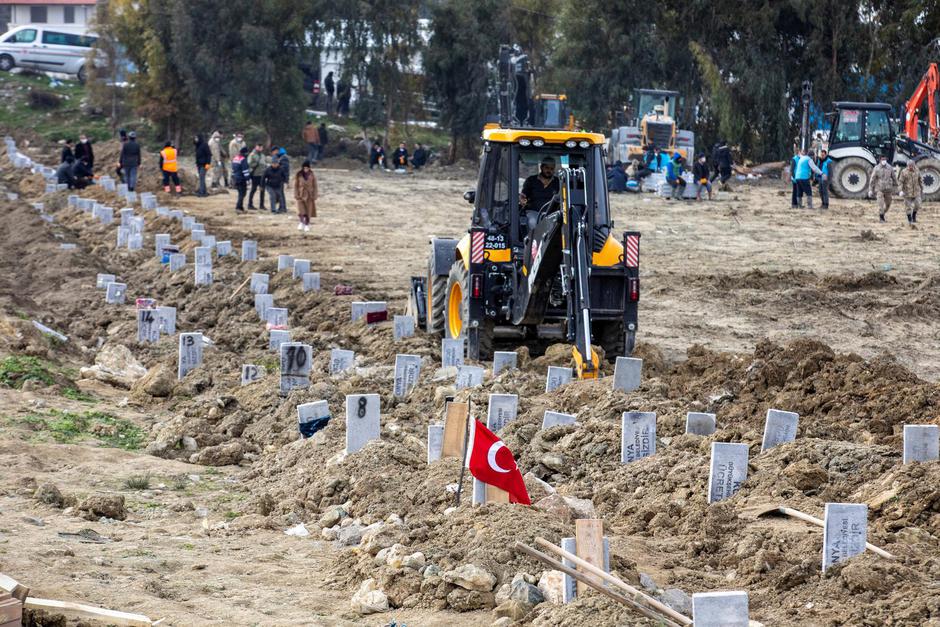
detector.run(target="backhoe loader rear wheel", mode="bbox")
[830,157,872,199]
[595,321,634,360]
[445,260,493,360]
[915,157,940,200]
[426,257,447,335]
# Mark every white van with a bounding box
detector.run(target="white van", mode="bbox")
[0,24,97,83]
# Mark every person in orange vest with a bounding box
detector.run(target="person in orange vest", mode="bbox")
[159,141,182,195]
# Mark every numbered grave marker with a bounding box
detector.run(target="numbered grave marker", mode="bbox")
[216,241,232,257]
[116,227,130,248]
[169,253,186,271]
[393,315,415,341]
[129,216,145,235]
[292,258,311,279]
[692,591,750,627]
[105,282,127,304]
[241,239,257,261]
[761,409,799,452]
[393,354,422,397]
[486,394,519,432]
[492,351,518,375]
[686,412,717,436]
[545,366,573,392]
[202,234,216,249]
[154,234,171,259]
[194,246,212,267]
[427,424,444,463]
[269,329,291,350]
[241,364,265,385]
[279,342,312,395]
[127,233,143,250]
[351,301,388,322]
[157,306,176,335]
[156,206,169,217]
[255,294,274,320]
[177,332,203,380]
[542,411,577,429]
[298,400,331,439]
[120,207,134,226]
[195,262,213,286]
[455,365,485,390]
[181,216,195,231]
[823,503,867,571]
[330,348,355,375]
[250,273,269,295]
[621,412,656,463]
[277,254,294,271]
[170,209,184,220]
[191,229,205,243]
[137,308,160,343]
[902,424,939,463]
[441,338,464,367]
[266,307,288,328]
[345,394,381,454]
[191,222,204,232]
[96,273,116,289]
[613,356,642,392]
[302,272,320,292]
[707,442,749,504]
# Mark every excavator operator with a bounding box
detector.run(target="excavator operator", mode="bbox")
[519,156,560,237]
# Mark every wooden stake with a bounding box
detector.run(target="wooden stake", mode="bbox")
[442,401,469,458]
[0,574,27,602]
[24,598,153,626]
[574,519,605,594]
[534,537,692,625]
[767,506,895,560]
[228,274,252,301]
[513,542,683,627]
[485,483,510,503]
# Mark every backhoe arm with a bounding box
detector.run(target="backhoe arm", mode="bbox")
[905,63,940,143]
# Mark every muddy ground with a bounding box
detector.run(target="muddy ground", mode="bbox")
[0,139,937,626]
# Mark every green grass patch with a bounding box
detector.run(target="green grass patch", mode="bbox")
[0,356,55,389]
[61,387,96,402]
[10,410,145,450]
[0,73,113,143]
[223,510,241,521]
[124,474,151,490]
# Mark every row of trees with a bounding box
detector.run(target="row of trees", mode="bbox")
[93,0,940,161]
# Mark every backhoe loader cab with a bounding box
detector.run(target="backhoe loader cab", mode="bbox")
[414,128,641,378]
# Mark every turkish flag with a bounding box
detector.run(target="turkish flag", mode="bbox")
[468,420,531,505]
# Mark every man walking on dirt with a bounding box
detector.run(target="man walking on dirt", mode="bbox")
[898,160,922,228]
[231,146,251,212]
[159,141,182,195]
[228,133,246,173]
[324,71,335,114]
[262,158,286,215]
[194,134,212,197]
[303,121,320,164]
[247,143,266,210]
[208,131,226,189]
[869,155,897,222]
[120,131,142,192]
[815,149,832,209]
[792,148,822,209]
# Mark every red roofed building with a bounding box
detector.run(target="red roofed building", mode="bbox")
[0,0,97,34]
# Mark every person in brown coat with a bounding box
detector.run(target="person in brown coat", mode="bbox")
[294,159,318,233]
[302,121,320,164]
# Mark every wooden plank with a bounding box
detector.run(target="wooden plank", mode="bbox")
[0,598,21,623]
[0,574,27,602]
[485,483,510,503]
[575,519,605,595]
[441,401,469,458]
[24,598,152,626]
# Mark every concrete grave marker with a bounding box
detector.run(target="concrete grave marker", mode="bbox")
[116,227,130,248]
[157,306,176,335]
[692,591,750,627]
[621,411,656,463]
[202,234,216,249]
[195,246,212,267]
[255,294,274,320]
[455,365,485,389]
[101,179,115,192]
[330,348,355,375]
[686,412,717,436]
[44,183,56,194]
[241,240,257,261]
[441,338,465,367]
[141,194,157,210]
[266,307,288,328]
[351,301,388,322]
[155,206,170,217]
[345,393,380,454]
[125,190,137,203]
[96,273,116,289]
[542,411,577,429]
[269,329,291,350]
[191,229,206,244]
[181,216,195,231]
[168,253,186,271]
[120,207,134,226]
[177,332,203,380]
[127,233,143,250]
[68,195,79,207]
[545,366,573,392]
[195,261,213,286]
[302,272,320,292]
[154,234,171,259]
[393,354,422,397]
[903,424,939,463]
[427,424,444,463]
[137,308,160,343]
[277,254,294,271]
[241,364,265,385]
[761,409,799,452]
[216,240,232,257]
[279,342,312,395]
[561,535,611,602]
[393,315,415,341]
[96,206,114,224]
[129,216,145,234]
[822,503,868,571]
[169,209,183,220]
[486,393,519,432]
[105,282,127,304]
[298,400,331,439]
[613,356,642,392]
[707,442,749,504]
[191,222,204,232]
[250,273,269,295]
[492,351,518,375]
[292,258,311,279]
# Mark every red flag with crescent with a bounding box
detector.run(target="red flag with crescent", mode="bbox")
[468,420,531,505]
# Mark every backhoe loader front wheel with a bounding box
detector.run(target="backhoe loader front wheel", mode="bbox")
[426,257,447,335]
[595,321,635,360]
[445,261,493,360]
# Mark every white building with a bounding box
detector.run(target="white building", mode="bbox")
[0,0,96,33]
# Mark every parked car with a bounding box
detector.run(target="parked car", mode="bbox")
[0,24,98,83]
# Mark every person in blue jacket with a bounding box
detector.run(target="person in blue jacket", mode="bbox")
[815,149,832,209]
[792,148,822,208]
[645,145,668,173]
[608,160,627,192]
[665,152,686,200]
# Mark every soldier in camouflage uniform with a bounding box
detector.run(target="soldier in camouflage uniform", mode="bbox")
[898,161,922,228]
[868,155,897,222]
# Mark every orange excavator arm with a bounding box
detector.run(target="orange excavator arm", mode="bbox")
[905,63,940,142]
